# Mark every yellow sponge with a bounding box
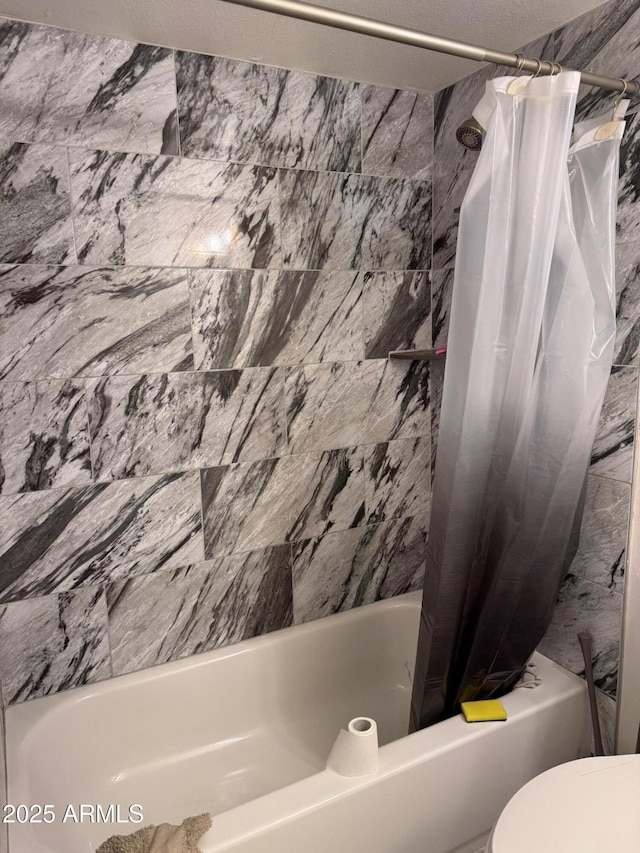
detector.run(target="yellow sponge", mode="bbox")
[460,699,507,722]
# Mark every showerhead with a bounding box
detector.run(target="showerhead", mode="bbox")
[456,117,484,150]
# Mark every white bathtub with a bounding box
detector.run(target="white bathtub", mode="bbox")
[6,592,589,853]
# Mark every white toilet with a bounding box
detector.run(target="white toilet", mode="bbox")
[487,754,640,852]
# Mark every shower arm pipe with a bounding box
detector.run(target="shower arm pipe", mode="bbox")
[220,0,638,95]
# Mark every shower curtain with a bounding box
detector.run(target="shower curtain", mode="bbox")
[411,71,627,729]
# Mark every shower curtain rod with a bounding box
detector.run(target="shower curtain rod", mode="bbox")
[220,0,638,95]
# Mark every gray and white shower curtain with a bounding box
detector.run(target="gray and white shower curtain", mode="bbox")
[411,71,627,728]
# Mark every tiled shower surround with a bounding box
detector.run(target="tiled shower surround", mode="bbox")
[0,0,638,739]
[0,18,434,704]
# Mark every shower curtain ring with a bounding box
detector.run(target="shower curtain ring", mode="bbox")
[531,58,543,79]
[616,78,629,98]
[514,53,525,75]
[552,62,562,76]
[613,79,629,118]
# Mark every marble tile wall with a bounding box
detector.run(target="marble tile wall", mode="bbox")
[433,0,640,748]
[0,18,434,704]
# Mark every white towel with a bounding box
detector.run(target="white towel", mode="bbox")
[96,813,212,853]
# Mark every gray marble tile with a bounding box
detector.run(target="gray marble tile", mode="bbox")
[68,148,280,268]
[429,269,449,476]
[285,362,368,454]
[88,368,285,480]
[190,268,363,369]
[285,72,361,172]
[176,52,287,166]
[0,141,74,264]
[176,52,361,172]
[0,472,203,602]
[591,366,637,483]
[107,546,292,675]
[363,271,431,359]
[572,475,629,592]
[429,359,446,480]
[285,360,430,454]
[0,264,193,380]
[430,265,448,468]
[0,20,178,155]
[538,573,622,698]
[364,437,431,524]
[292,515,427,622]
[361,86,433,180]
[552,1,640,245]
[201,448,364,558]
[614,241,640,365]
[0,380,91,495]
[433,34,554,180]
[279,169,432,270]
[595,688,617,756]
[432,268,455,349]
[432,167,473,271]
[362,359,431,445]
[0,586,111,705]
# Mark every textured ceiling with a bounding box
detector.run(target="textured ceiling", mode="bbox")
[0,0,608,92]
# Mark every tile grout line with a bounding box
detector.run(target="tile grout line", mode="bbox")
[171,49,182,158]
[184,267,198,371]
[566,569,625,598]
[99,584,116,683]
[0,130,435,184]
[196,467,208,570]
[1,354,414,385]
[0,510,429,610]
[0,431,433,501]
[83,377,97,485]
[0,259,436,276]
[589,471,634,486]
